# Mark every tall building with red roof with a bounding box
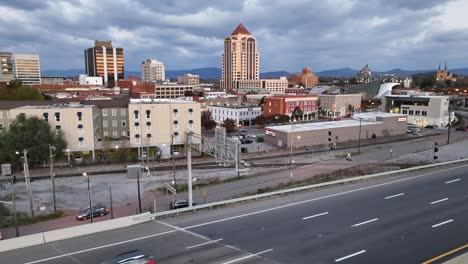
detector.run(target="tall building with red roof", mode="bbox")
[221,23,259,91]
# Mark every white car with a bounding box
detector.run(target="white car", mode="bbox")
[247,133,257,138]
[231,136,239,140]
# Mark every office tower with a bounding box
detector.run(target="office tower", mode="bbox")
[221,23,259,91]
[141,59,165,82]
[84,40,124,85]
[0,52,14,82]
[12,54,41,85]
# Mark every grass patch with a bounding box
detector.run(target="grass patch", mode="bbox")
[0,210,66,228]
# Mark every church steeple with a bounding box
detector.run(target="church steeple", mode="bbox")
[445,62,447,71]
[438,63,441,70]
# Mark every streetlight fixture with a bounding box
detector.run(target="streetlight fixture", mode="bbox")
[82,172,93,223]
[289,118,297,168]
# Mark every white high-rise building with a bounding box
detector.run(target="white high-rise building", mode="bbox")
[13,54,41,85]
[141,59,165,82]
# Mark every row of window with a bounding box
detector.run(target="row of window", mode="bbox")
[134,133,180,143]
[103,120,126,128]
[0,112,12,119]
[43,112,83,122]
[103,131,128,138]
[134,109,193,119]
[102,109,126,117]
[402,109,427,116]
[134,120,194,131]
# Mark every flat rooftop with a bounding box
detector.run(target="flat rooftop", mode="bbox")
[16,104,94,109]
[129,98,196,104]
[266,119,380,132]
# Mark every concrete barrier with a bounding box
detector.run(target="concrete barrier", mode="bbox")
[0,212,151,253]
[0,233,45,252]
[43,212,151,243]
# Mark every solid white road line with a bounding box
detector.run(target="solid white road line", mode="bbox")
[351,218,379,227]
[335,250,366,262]
[302,212,329,220]
[186,238,224,250]
[23,230,177,264]
[220,249,274,264]
[445,179,461,184]
[432,219,454,228]
[430,198,448,205]
[182,164,468,230]
[384,193,405,199]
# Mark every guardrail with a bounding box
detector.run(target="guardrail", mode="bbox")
[135,157,468,221]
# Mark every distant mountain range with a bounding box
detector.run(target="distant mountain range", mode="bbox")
[42,67,468,79]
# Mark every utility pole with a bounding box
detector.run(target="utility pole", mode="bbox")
[289,119,296,168]
[109,186,113,219]
[137,166,142,213]
[83,172,93,223]
[12,191,19,237]
[49,144,57,213]
[357,117,363,154]
[447,111,452,145]
[187,132,193,208]
[23,150,34,218]
[172,135,177,188]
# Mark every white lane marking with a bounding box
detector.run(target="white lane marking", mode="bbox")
[186,238,224,250]
[182,164,468,230]
[445,179,461,184]
[432,219,454,228]
[335,250,366,262]
[23,230,177,264]
[302,212,329,220]
[351,218,379,227]
[430,198,448,205]
[384,193,405,199]
[220,249,274,264]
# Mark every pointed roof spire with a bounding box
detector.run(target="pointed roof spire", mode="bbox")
[445,62,447,70]
[438,63,441,70]
[231,23,251,35]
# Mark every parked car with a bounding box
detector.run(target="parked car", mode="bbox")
[247,133,257,138]
[74,156,83,163]
[76,205,109,220]
[169,199,196,210]
[101,250,155,264]
[231,136,239,140]
[425,125,434,129]
[241,139,253,144]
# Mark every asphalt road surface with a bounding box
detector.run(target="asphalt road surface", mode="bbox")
[1,162,468,264]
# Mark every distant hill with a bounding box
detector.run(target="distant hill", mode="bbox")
[42,67,468,79]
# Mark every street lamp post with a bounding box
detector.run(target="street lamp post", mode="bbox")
[289,119,296,168]
[83,172,93,223]
[357,117,363,154]
[49,144,57,213]
[137,166,142,214]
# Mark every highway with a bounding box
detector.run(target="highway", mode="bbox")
[1,162,468,263]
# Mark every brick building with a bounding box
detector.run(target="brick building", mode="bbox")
[263,95,318,120]
[288,67,319,88]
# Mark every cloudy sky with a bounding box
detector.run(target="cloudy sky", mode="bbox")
[1,0,468,72]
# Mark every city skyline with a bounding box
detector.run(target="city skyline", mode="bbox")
[1,0,468,72]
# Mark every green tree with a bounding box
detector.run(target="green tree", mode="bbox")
[0,80,44,100]
[258,96,266,106]
[221,118,238,134]
[0,114,67,165]
[291,106,303,121]
[201,111,217,130]
[253,115,269,126]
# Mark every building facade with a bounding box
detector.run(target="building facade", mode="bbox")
[221,24,259,91]
[318,94,362,117]
[288,67,319,87]
[79,74,104,85]
[178,74,199,89]
[141,59,165,82]
[384,94,451,127]
[13,54,41,85]
[357,64,372,83]
[436,63,457,82]
[41,76,65,85]
[207,105,262,126]
[235,77,288,94]
[263,95,318,120]
[265,113,407,148]
[0,52,13,82]
[10,104,100,158]
[82,100,129,140]
[128,99,201,157]
[84,40,124,85]
[139,84,193,99]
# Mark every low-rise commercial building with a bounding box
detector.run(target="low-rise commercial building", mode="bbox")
[79,74,103,85]
[288,67,319,87]
[128,99,201,157]
[263,95,318,120]
[178,74,200,90]
[140,84,193,99]
[236,77,288,94]
[41,76,65,85]
[0,52,14,82]
[383,94,452,127]
[207,105,262,126]
[319,94,362,117]
[265,112,407,148]
[13,54,41,85]
[141,59,165,82]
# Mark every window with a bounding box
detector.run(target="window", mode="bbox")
[135,134,140,143]
[422,111,427,116]
[43,113,49,122]
[147,133,151,138]
[0,124,3,129]
[79,137,84,147]
[102,109,108,116]
[103,120,108,127]
[402,110,408,115]
[173,109,178,118]
[0,112,2,119]
[189,120,193,129]
[134,110,139,119]
[77,112,82,121]
[146,110,150,118]
[189,108,193,117]
[112,109,117,116]
[121,109,126,116]
[408,110,414,115]
[121,120,126,127]
[173,132,179,141]
[121,131,127,136]
[174,121,178,130]
[7,112,11,119]
[415,110,421,116]
[104,131,109,137]
[55,112,60,121]
[112,120,117,127]
[112,131,118,138]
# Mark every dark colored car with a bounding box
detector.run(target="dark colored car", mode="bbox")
[101,250,155,264]
[455,127,468,131]
[425,125,434,129]
[241,139,253,144]
[76,205,109,220]
[169,199,196,210]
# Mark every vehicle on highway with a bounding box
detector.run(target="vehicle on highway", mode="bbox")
[101,250,155,264]
[169,199,196,210]
[76,205,109,220]
[247,133,257,138]
[455,126,468,131]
